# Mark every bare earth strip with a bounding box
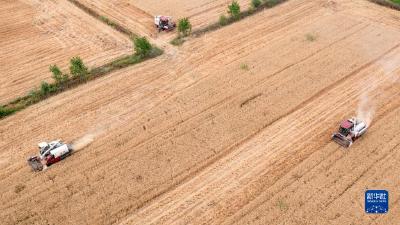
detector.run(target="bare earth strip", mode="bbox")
[0,0,400,225]
[0,0,131,103]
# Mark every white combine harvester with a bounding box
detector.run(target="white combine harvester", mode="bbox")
[27,140,73,171]
[154,15,176,32]
[332,117,367,147]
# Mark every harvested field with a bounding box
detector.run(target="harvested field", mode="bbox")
[74,0,155,37]
[1,0,400,225]
[0,0,131,103]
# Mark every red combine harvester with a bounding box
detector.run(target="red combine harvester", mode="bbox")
[154,15,176,32]
[27,140,73,171]
[332,118,367,147]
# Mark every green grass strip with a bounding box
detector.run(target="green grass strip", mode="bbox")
[369,0,400,10]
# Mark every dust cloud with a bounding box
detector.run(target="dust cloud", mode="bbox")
[72,133,96,151]
[356,39,400,127]
[71,115,126,151]
[356,92,375,126]
[71,126,107,151]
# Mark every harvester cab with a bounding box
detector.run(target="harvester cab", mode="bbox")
[154,15,176,32]
[332,118,367,148]
[28,140,73,172]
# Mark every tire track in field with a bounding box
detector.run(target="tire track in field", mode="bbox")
[80,18,396,220]
[87,22,378,218]
[119,37,400,225]
[233,68,400,225]
[43,1,353,182]
[3,1,400,224]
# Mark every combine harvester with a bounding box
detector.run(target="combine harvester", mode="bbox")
[332,118,368,147]
[27,140,73,171]
[154,15,176,32]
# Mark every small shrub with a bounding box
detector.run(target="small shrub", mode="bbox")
[50,65,62,82]
[14,184,26,193]
[177,18,192,37]
[62,74,70,83]
[100,15,108,23]
[240,63,249,71]
[134,37,152,57]
[170,37,185,46]
[277,199,288,211]
[70,57,89,79]
[219,14,228,26]
[28,88,41,103]
[306,33,317,42]
[0,106,17,117]
[40,81,57,95]
[252,0,262,8]
[50,65,68,84]
[267,0,280,7]
[228,1,241,20]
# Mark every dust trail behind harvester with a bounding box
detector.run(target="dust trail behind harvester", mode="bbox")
[71,115,126,152]
[71,125,108,152]
[360,54,400,126]
[356,38,400,127]
[72,133,96,151]
[356,92,375,127]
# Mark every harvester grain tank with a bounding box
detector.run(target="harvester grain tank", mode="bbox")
[332,118,367,147]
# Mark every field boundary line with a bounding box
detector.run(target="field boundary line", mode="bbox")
[67,0,137,37]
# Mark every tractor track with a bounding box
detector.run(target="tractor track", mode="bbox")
[71,15,387,216]
[235,80,400,224]
[120,44,400,224]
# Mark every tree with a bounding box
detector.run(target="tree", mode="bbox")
[178,18,192,37]
[134,37,152,57]
[228,1,241,20]
[40,81,56,95]
[219,14,228,26]
[69,57,88,79]
[251,0,261,8]
[50,65,62,83]
[50,65,69,83]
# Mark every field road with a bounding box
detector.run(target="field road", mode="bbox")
[0,0,399,225]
